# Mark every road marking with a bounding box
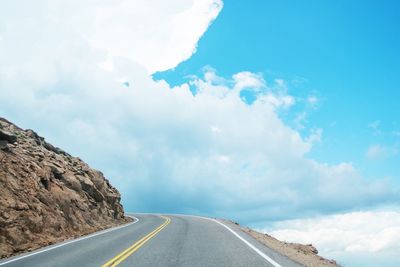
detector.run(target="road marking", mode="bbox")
[181,215,282,267]
[209,218,282,267]
[102,216,170,267]
[0,216,139,266]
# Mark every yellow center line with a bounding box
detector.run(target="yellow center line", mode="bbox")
[102,216,171,267]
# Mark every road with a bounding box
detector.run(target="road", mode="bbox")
[0,214,302,267]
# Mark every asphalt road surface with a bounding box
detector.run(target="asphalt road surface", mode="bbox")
[0,214,302,267]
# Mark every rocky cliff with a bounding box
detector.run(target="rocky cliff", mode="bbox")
[0,117,131,258]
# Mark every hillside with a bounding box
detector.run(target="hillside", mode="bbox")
[226,220,340,267]
[0,117,130,258]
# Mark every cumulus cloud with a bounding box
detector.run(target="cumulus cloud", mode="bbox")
[232,71,265,91]
[91,0,223,73]
[0,0,398,227]
[0,0,222,75]
[266,210,400,267]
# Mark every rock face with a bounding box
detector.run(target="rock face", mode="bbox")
[0,117,130,258]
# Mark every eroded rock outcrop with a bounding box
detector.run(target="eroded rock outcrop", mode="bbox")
[0,117,131,258]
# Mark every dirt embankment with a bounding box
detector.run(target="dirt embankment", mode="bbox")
[0,117,131,259]
[227,220,339,267]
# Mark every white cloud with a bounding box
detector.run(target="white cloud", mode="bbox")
[261,93,295,109]
[266,210,400,267]
[210,126,222,134]
[91,0,223,73]
[307,96,318,105]
[0,0,222,75]
[0,0,398,228]
[368,120,382,136]
[366,144,397,160]
[306,128,323,144]
[274,78,285,87]
[306,95,319,109]
[294,111,308,129]
[202,66,226,85]
[232,71,265,91]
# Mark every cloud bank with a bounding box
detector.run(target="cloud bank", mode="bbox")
[267,210,400,267]
[0,0,222,75]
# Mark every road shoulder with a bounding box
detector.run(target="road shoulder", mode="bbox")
[222,220,339,267]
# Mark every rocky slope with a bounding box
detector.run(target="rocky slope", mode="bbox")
[0,117,131,259]
[226,220,339,267]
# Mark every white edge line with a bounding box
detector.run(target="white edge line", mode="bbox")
[210,219,282,267]
[189,215,282,267]
[0,216,139,266]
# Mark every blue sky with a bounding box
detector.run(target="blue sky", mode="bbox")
[156,0,400,181]
[1,1,399,266]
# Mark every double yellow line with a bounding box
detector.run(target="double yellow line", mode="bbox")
[102,216,171,267]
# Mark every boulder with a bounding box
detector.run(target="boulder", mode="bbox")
[0,130,17,144]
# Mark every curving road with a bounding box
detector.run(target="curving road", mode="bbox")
[0,214,302,267]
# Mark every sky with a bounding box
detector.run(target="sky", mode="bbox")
[0,1,399,266]
[155,0,400,181]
